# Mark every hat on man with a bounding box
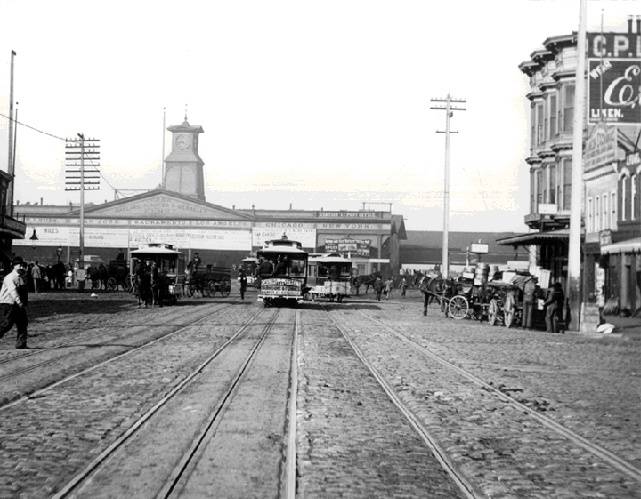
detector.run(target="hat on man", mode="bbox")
[11,256,24,267]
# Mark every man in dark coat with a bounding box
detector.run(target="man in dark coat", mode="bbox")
[239,269,248,300]
[373,276,384,301]
[544,282,564,334]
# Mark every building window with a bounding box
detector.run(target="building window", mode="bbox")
[588,197,593,232]
[596,196,601,232]
[611,191,616,227]
[537,103,545,146]
[530,169,537,213]
[530,102,536,151]
[603,194,609,229]
[563,158,572,210]
[563,84,575,133]
[621,175,628,221]
[537,169,545,206]
[632,174,638,221]
[549,93,557,137]
[548,163,556,204]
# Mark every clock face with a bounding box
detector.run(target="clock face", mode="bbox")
[175,135,190,151]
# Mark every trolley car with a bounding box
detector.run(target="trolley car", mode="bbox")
[130,244,184,304]
[257,236,308,307]
[306,253,352,302]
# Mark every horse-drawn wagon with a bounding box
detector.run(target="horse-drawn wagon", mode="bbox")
[185,266,232,297]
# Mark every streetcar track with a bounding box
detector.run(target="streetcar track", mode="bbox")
[284,310,300,499]
[53,307,276,499]
[0,304,234,387]
[353,309,641,484]
[158,309,281,498]
[326,309,479,499]
[0,303,236,411]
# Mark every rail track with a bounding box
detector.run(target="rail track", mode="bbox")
[0,303,235,411]
[326,310,479,499]
[348,309,641,486]
[52,308,300,498]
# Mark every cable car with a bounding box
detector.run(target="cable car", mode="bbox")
[307,253,352,302]
[130,244,184,304]
[256,235,308,307]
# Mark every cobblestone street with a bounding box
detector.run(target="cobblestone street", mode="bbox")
[0,289,639,497]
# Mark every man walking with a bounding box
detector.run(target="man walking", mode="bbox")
[522,277,536,329]
[239,269,248,300]
[31,261,41,293]
[0,257,29,349]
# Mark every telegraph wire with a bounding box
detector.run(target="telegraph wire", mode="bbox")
[0,111,117,194]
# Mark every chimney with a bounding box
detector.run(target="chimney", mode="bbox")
[289,203,292,210]
[104,199,107,204]
[636,16,640,34]
[232,204,235,210]
[40,197,43,206]
[320,206,323,212]
[629,15,634,33]
[16,200,19,206]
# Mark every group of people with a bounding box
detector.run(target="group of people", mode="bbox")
[133,260,164,308]
[21,260,68,293]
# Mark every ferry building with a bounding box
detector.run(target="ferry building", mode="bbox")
[13,117,406,276]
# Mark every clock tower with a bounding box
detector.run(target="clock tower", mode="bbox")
[164,114,205,201]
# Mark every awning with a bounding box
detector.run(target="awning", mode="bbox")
[601,237,641,255]
[496,229,577,246]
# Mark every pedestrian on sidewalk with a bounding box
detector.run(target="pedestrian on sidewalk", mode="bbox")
[522,277,536,329]
[30,261,41,293]
[384,278,393,300]
[0,257,29,349]
[400,277,408,297]
[373,276,384,301]
[545,282,564,334]
[239,269,247,300]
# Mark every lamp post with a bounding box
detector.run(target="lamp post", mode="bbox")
[29,229,38,262]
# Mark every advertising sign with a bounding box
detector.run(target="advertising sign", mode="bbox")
[324,238,371,257]
[588,59,641,124]
[14,225,252,251]
[587,31,641,124]
[252,225,316,248]
[584,124,618,170]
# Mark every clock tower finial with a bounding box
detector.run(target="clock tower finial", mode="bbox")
[184,103,188,125]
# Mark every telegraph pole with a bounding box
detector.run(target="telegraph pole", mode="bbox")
[568,0,587,331]
[65,135,101,273]
[161,107,166,188]
[430,94,466,278]
[6,50,16,216]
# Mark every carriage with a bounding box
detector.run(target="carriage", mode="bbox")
[130,244,184,305]
[185,265,232,297]
[306,253,352,302]
[257,235,308,307]
[105,259,131,291]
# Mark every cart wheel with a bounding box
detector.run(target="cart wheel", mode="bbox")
[488,299,499,325]
[448,295,468,320]
[106,277,117,292]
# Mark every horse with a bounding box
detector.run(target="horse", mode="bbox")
[419,276,457,316]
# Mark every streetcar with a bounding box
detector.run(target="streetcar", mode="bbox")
[306,253,352,302]
[256,235,308,307]
[239,256,259,287]
[130,243,184,304]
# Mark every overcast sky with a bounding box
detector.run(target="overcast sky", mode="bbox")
[0,0,639,231]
